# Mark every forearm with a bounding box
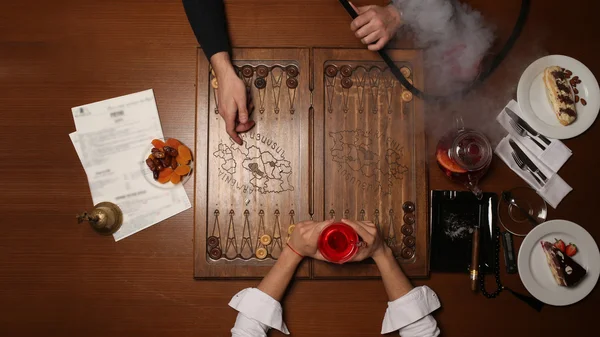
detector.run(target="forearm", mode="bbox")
[182,0,231,60]
[210,51,236,79]
[257,246,303,301]
[373,246,413,301]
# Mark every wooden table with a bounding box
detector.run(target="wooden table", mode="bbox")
[0,1,598,336]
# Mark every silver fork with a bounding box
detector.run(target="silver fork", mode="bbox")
[509,119,546,150]
[512,152,543,185]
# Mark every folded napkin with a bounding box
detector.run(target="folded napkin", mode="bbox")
[497,100,572,172]
[495,136,572,208]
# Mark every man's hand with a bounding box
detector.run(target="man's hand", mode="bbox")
[210,52,255,145]
[341,219,390,261]
[350,2,402,51]
[287,219,334,260]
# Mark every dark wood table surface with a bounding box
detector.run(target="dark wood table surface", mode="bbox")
[1,1,598,336]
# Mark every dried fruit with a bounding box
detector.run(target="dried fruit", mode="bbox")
[146,158,157,171]
[158,168,174,184]
[575,95,580,103]
[176,155,189,165]
[161,155,172,167]
[178,145,192,162]
[152,148,165,159]
[163,146,178,157]
[146,139,189,183]
[574,88,579,94]
[175,164,191,176]
[165,138,182,149]
[581,98,587,106]
[151,139,166,150]
[170,173,181,184]
[159,167,173,178]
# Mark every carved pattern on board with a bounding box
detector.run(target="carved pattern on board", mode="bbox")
[328,129,408,196]
[207,209,299,261]
[225,210,239,259]
[215,64,302,115]
[213,140,294,194]
[323,64,413,115]
[197,50,426,278]
[270,209,283,256]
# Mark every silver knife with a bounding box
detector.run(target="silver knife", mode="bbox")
[506,107,551,145]
[509,139,548,182]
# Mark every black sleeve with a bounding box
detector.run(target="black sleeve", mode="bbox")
[182,0,231,60]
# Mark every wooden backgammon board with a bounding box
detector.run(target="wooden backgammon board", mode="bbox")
[194,48,428,279]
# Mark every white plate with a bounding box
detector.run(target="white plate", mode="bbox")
[141,142,193,189]
[518,219,600,306]
[517,55,600,139]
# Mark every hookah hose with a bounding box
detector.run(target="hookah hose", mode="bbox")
[338,0,531,101]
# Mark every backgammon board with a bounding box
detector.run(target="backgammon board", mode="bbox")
[194,48,428,279]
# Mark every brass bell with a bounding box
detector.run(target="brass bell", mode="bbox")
[77,202,123,235]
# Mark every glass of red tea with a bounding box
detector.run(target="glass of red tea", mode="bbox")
[435,117,492,199]
[318,222,359,263]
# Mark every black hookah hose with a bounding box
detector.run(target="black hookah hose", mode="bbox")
[338,0,531,101]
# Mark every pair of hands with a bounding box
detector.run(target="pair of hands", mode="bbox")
[287,219,389,263]
[213,3,402,144]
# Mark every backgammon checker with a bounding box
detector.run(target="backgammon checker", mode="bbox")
[194,48,428,279]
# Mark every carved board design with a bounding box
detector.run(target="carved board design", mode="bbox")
[195,48,428,279]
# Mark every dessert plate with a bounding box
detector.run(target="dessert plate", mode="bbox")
[517,55,600,139]
[518,219,600,305]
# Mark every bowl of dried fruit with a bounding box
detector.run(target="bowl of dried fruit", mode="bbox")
[142,138,193,188]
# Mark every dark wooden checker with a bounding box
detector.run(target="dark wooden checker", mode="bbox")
[194,48,428,279]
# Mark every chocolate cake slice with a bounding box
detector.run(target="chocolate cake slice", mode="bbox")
[541,241,587,287]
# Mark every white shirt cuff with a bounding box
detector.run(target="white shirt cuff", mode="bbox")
[229,288,290,335]
[381,286,441,334]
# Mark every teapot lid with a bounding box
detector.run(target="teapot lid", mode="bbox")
[449,130,492,171]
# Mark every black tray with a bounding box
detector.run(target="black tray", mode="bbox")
[430,190,497,273]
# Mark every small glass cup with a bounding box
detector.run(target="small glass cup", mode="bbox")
[498,187,547,236]
[317,222,360,263]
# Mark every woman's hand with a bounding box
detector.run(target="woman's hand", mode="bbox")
[350,3,402,51]
[287,219,334,260]
[211,52,256,145]
[341,219,389,261]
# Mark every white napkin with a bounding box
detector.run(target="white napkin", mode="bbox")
[495,136,572,208]
[497,100,572,172]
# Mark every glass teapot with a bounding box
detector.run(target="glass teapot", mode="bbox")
[435,117,492,199]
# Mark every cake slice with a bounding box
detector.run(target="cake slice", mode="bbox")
[541,241,586,287]
[543,66,577,126]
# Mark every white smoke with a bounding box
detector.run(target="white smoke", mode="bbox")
[392,0,495,94]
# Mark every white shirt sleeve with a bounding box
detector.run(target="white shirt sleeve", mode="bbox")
[229,288,290,337]
[381,286,441,336]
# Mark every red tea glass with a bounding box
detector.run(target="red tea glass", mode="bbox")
[435,118,492,199]
[318,222,359,263]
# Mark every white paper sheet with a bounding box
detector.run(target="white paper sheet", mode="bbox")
[70,90,191,241]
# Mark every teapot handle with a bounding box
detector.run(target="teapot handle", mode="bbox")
[455,116,465,132]
[465,176,484,200]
